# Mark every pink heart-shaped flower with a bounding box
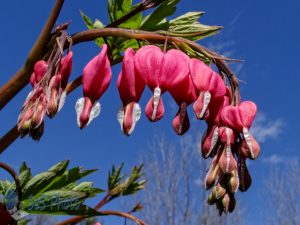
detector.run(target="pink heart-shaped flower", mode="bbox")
[221,101,257,131]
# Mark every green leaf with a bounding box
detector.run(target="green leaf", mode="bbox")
[108,163,124,190]
[140,0,180,31]
[108,0,142,29]
[72,182,104,197]
[22,161,69,199]
[22,190,100,216]
[169,12,222,41]
[40,167,97,193]
[0,180,12,195]
[80,10,105,46]
[19,162,29,174]
[109,165,146,198]
[19,168,32,189]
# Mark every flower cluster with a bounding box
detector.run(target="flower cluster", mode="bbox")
[77,44,260,213]
[17,40,73,140]
[18,42,259,213]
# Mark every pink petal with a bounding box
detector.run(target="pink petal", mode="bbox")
[82,44,112,102]
[172,102,190,135]
[117,48,145,105]
[60,51,73,88]
[201,124,219,158]
[145,95,164,122]
[221,101,257,131]
[189,58,226,98]
[218,145,237,173]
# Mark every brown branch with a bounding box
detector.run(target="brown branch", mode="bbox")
[57,210,147,225]
[0,27,239,154]
[0,162,22,207]
[0,0,65,110]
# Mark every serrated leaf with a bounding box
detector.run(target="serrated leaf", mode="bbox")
[72,182,104,197]
[169,12,222,41]
[108,0,142,29]
[22,190,101,216]
[140,0,180,31]
[19,168,32,189]
[22,161,69,199]
[19,162,29,174]
[108,163,124,190]
[40,167,97,194]
[80,10,105,46]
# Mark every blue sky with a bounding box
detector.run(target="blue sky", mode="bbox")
[0,0,300,224]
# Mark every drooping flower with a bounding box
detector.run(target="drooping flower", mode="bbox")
[201,95,230,158]
[189,58,226,120]
[0,203,14,225]
[76,44,112,128]
[221,101,260,160]
[134,45,190,122]
[168,74,197,135]
[117,48,145,135]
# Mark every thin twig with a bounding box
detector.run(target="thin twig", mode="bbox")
[0,162,22,208]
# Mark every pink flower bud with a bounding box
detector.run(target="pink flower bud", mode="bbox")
[239,134,260,160]
[30,60,48,87]
[59,51,73,89]
[201,124,219,158]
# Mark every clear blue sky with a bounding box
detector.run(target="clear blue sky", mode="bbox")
[0,0,299,224]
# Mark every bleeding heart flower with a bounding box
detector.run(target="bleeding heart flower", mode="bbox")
[221,101,257,132]
[30,60,48,87]
[117,48,145,135]
[134,45,190,122]
[227,169,239,193]
[189,58,226,120]
[46,74,62,117]
[205,150,222,190]
[76,44,112,128]
[169,74,197,135]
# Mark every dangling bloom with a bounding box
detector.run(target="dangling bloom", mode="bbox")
[189,58,226,120]
[117,48,145,135]
[168,74,197,135]
[221,101,260,160]
[134,45,190,122]
[201,95,230,158]
[47,51,73,117]
[76,44,112,128]
[0,203,14,225]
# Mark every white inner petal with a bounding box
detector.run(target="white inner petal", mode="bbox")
[243,127,254,159]
[58,90,67,112]
[128,103,141,135]
[152,87,161,120]
[75,98,85,128]
[225,145,231,173]
[199,91,211,118]
[117,106,125,132]
[233,171,240,192]
[207,126,219,157]
[87,102,101,126]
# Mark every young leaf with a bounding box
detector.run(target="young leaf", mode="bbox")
[39,167,97,193]
[108,0,142,29]
[80,10,105,46]
[169,12,222,41]
[22,161,69,199]
[72,182,104,197]
[22,190,101,216]
[19,168,32,189]
[140,0,180,30]
[19,162,29,174]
